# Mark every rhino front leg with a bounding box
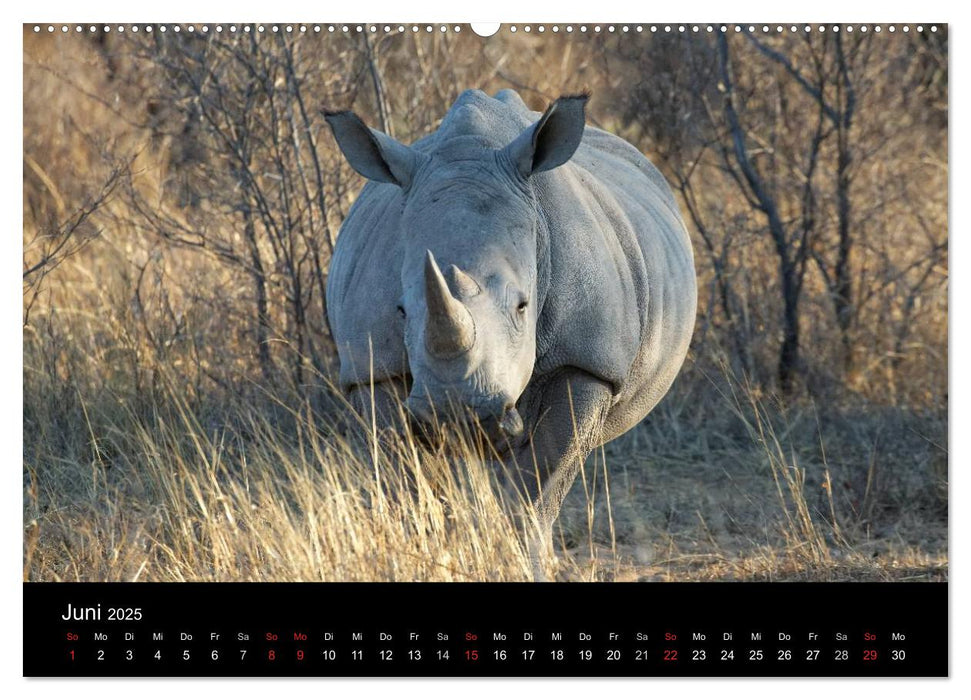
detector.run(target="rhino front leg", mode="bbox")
[348,377,411,429]
[507,369,613,580]
[347,377,412,438]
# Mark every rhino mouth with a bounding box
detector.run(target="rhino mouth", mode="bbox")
[406,395,525,450]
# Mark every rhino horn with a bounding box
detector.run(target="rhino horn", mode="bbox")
[424,250,476,358]
[446,264,481,298]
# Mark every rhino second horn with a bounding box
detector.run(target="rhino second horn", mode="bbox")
[424,250,476,358]
[446,264,481,298]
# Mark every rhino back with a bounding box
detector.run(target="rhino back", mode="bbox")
[533,123,696,434]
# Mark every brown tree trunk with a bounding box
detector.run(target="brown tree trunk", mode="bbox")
[833,32,856,374]
[779,262,801,393]
[243,205,272,381]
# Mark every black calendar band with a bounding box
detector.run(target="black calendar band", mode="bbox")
[24,581,947,677]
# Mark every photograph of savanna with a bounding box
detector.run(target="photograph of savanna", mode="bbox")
[23,24,947,583]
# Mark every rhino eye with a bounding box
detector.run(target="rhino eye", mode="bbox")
[516,300,528,314]
[396,305,406,319]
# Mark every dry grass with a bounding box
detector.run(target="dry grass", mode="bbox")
[555,369,947,583]
[24,366,544,582]
[23,344,948,582]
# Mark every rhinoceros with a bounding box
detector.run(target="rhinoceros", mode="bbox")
[324,89,696,576]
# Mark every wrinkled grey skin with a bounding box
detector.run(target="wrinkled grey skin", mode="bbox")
[325,89,696,578]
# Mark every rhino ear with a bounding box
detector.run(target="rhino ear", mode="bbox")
[324,111,419,188]
[503,94,588,178]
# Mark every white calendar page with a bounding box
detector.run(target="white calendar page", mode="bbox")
[9,0,964,695]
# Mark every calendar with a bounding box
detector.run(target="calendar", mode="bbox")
[23,20,950,681]
[25,583,946,676]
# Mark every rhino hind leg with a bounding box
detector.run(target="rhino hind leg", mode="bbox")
[505,369,613,580]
